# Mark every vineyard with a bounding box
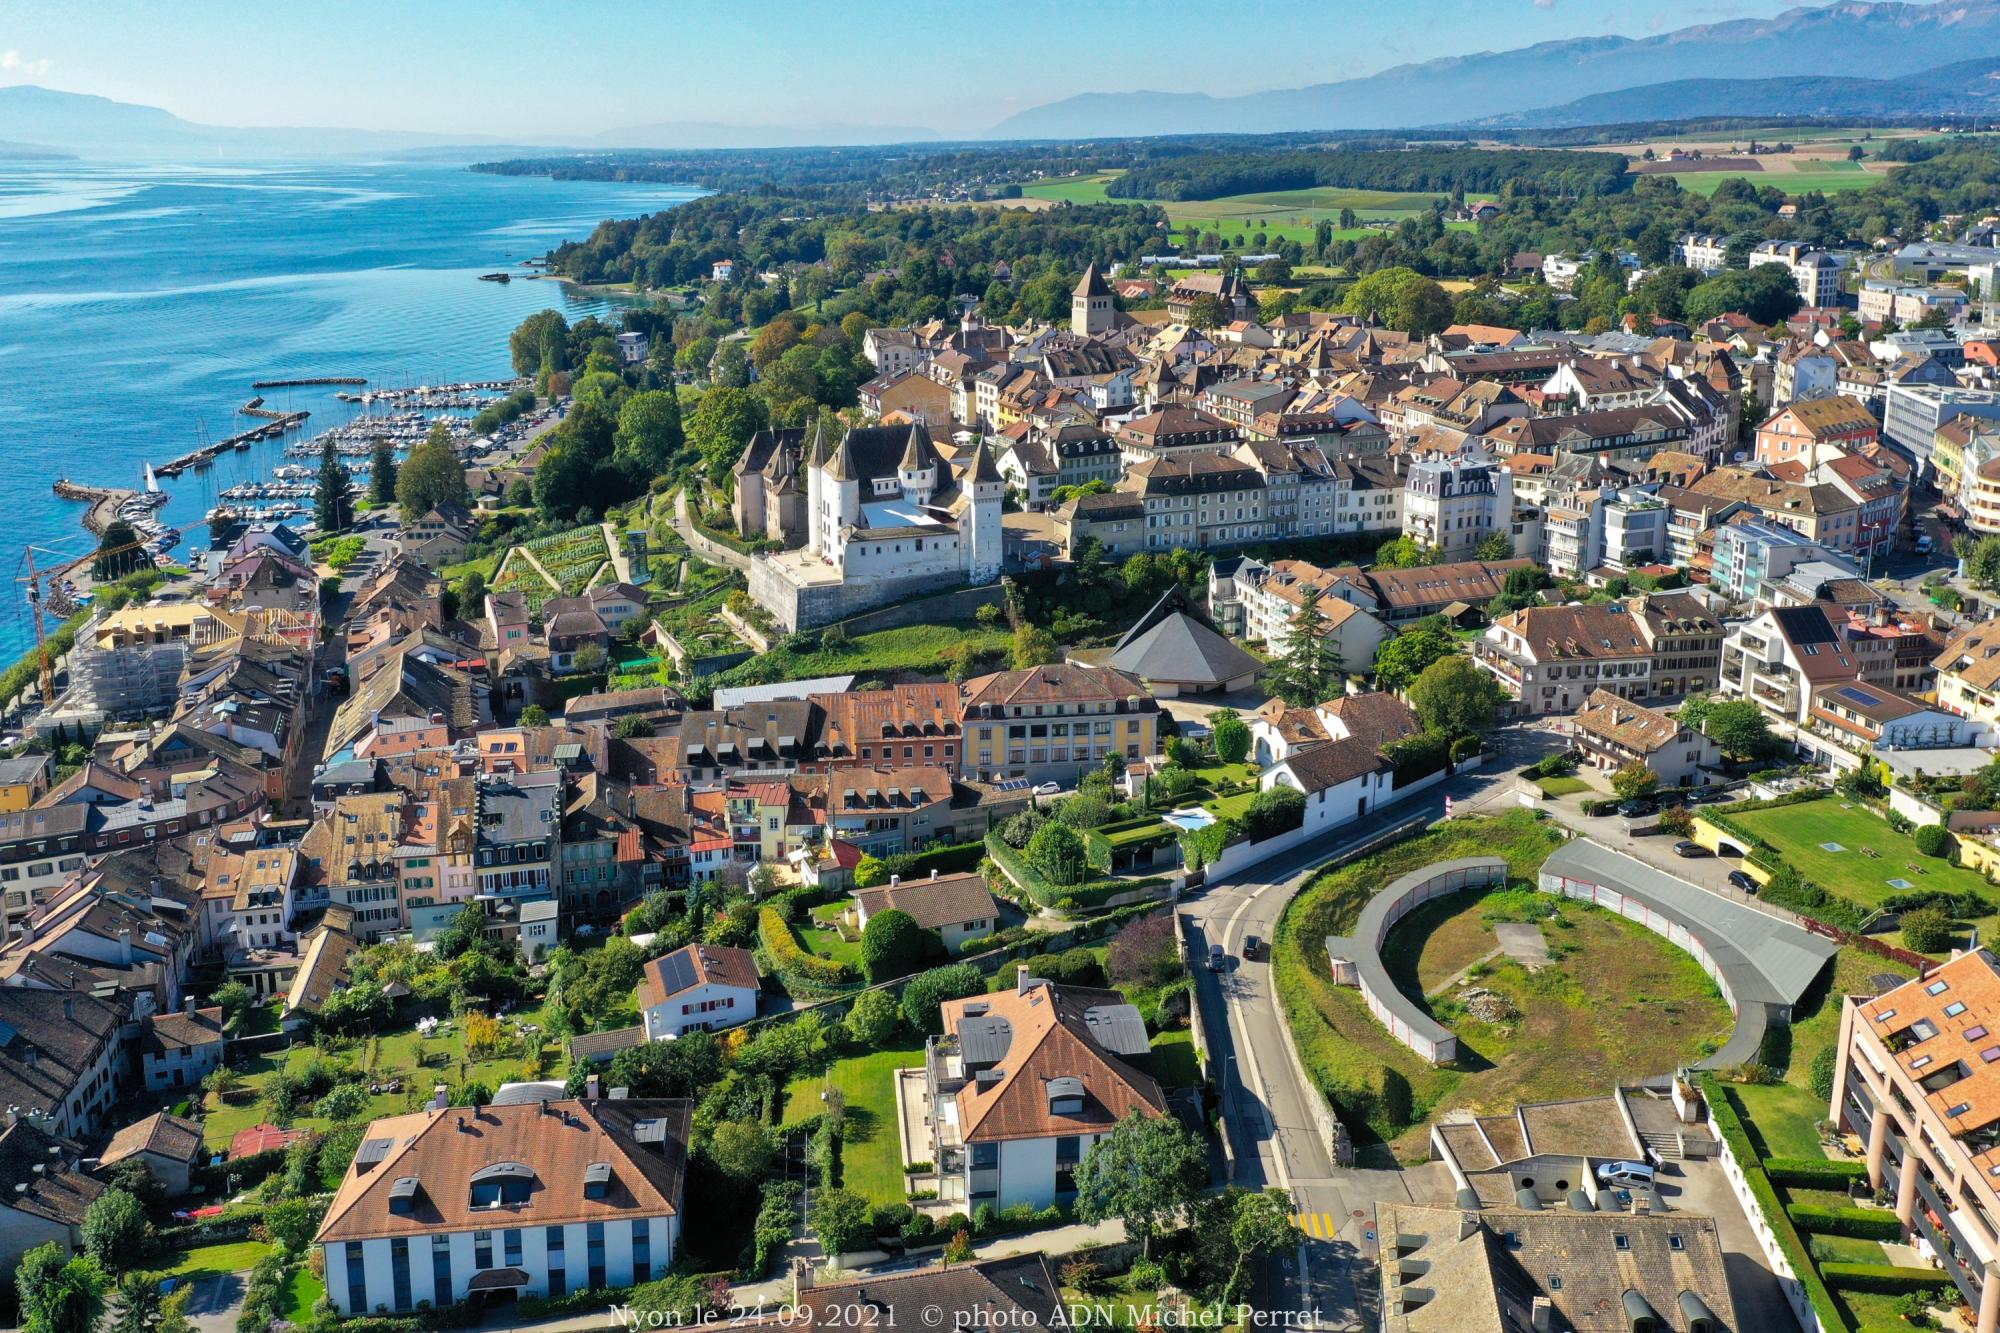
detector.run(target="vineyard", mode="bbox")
[491,525,614,615]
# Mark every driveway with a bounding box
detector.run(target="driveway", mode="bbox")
[1653,1152,1799,1333]
[182,1272,247,1333]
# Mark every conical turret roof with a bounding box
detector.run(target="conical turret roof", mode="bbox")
[966,437,1003,485]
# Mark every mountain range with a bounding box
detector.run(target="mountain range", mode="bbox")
[990,0,2000,138]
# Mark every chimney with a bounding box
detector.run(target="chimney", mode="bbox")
[432,1084,449,1112]
[1017,971,1039,995]
[1530,1296,1555,1333]
[1458,1212,1482,1242]
[5,1107,16,1127]
[930,868,939,881]
[61,997,73,1022]
[22,1046,36,1068]
[587,1073,601,1102]
[792,1257,816,1294]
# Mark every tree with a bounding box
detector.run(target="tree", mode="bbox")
[709,1120,776,1181]
[81,1189,150,1273]
[510,310,568,377]
[1341,267,1453,337]
[264,1196,331,1253]
[90,520,148,582]
[1610,763,1660,801]
[854,855,888,889]
[1027,822,1089,885]
[1226,1189,1300,1303]
[1011,624,1058,668]
[1406,655,1502,738]
[1186,294,1224,330]
[1211,710,1251,764]
[809,1187,872,1257]
[1966,535,2000,591]
[520,704,550,727]
[1700,699,1778,763]
[1267,587,1341,707]
[1473,531,1515,562]
[901,962,983,1035]
[1902,904,1955,954]
[314,436,354,534]
[859,908,931,983]
[396,425,470,517]
[614,389,685,483]
[686,386,769,485]
[1374,628,1457,693]
[1073,1111,1206,1256]
[613,714,655,739]
[1683,264,1802,326]
[844,988,902,1046]
[106,1271,160,1333]
[1488,565,1547,618]
[211,978,254,1026]
[20,1243,105,1333]
[368,437,398,507]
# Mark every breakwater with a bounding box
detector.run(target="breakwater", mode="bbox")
[251,376,367,388]
[155,412,310,477]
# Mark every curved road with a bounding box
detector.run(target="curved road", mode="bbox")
[1182,725,1560,1331]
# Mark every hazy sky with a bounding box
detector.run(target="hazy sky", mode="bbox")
[0,0,1818,137]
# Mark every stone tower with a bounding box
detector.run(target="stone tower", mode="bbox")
[1072,262,1113,338]
[963,439,1005,585]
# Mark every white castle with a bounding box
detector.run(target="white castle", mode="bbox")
[748,421,1006,629]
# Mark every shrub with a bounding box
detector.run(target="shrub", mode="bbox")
[901,963,983,1036]
[1766,1157,1866,1190]
[859,909,931,984]
[1821,1262,1963,1293]
[1211,712,1250,764]
[1808,1046,1840,1102]
[1788,1203,1903,1240]
[1914,824,1954,859]
[1656,805,1694,836]
[1026,823,1090,886]
[1900,904,1955,955]
[1242,785,1306,841]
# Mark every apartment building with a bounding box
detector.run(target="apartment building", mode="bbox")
[1121,454,1270,552]
[1708,520,1852,604]
[958,664,1158,787]
[1751,239,1842,308]
[1568,689,1719,788]
[1401,447,1514,558]
[1830,950,2000,1333]
[1475,594,1722,715]
[1754,395,1880,468]
[1936,617,2000,729]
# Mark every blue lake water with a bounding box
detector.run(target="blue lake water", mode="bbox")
[0,160,697,662]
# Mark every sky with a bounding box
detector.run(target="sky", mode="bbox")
[0,0,1824,138]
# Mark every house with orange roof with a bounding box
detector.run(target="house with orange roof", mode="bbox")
[638,943,759,1039]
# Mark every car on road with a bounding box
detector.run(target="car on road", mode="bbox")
[1672,840,1708,858]
[1595,1160,1656,1189]
[1032,782,1062,797]
[1242,935,1263,960]
[1207,943,1227,972]
[1728,870,1758,894]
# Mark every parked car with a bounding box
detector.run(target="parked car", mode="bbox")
[1242,934,1263,960]
[1032,782,1062,797]
[1728,870,1759,894]
[1618,800,1656,818]
[1595,1161,1656,1189]
[1207,943,1227,972]
[1688,788,1728,804]
[1672,841,1709,858]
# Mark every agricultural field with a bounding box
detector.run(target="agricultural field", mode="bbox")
[1020,170,1452,246]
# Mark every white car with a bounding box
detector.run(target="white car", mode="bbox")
[1033,782,1062,797]
[1595,1160,1656,1189]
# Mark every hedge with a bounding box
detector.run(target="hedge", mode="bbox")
[1820,1262,1959,1293]
[883,842,985,880]
[1787,1203,1903,1240]
[758,905,855,989]
[985,831,1168,911]
[1765,1158,1868,1190]
[1701,1076,1846,1332]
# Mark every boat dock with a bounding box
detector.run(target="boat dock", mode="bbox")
[250,376,367,389]
[155,412,309,477]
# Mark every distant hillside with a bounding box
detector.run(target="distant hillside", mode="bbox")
[0,138,70,161]
[991,0,2000,138]
[1468,55,2000,129]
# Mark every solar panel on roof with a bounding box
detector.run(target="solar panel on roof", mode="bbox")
[655,949,697,997]
[1836,686,1880,707]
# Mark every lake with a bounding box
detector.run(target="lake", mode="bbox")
[0,159,697,663]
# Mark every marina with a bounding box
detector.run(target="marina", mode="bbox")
[154,412,310,478]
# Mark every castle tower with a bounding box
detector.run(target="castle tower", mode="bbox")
[805,420,829,556]
[963,439,1005,584]
[1072,262,1113,338]
[896,424,937,505]
[822,427,863,565]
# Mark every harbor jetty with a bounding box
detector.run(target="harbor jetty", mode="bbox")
[238,396,292,420]
[53,480,163,539]
[155,411,309,477]
[250,376,366,389]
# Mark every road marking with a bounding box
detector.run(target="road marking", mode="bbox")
[1292,1212,1337,1239]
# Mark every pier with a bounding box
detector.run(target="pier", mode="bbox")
[250,376,367,389]
[53,481,142,536]
[238,396,292,421]
[155,412,310,478]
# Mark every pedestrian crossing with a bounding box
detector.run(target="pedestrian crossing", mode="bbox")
[1291,1212,1341,1240]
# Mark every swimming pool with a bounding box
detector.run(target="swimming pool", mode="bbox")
[1162,808,1216,832]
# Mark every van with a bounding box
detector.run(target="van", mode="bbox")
[1916,534,1935,555]
[1207,943,1227,972]
[1595,1160,1656,1189]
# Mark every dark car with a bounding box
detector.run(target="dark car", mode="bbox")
[1728,870,1759,894]
[1689,788,1731,805]
[1242,934,1264,960]
[1618,800,1656,818]
[1672,840,1709,858]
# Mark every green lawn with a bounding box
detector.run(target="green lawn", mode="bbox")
[1535,776,1590,798]
[797,920,862,967]
[165,1241,273,1278]
[284,1268,325,1322]
[202,1002,560,1150]
[783,1041,927,1205]
[1667,166,1889,196]
[1725,800,1998,938]
[1149,1028,1201,1090]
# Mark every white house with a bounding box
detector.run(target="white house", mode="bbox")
[850,870,1000,955]
[315,1092,691,1315]
[1257,692,1427,837]
[637,944,760,1040]
[923,976,1166,1211]
[138,1006,226,1094]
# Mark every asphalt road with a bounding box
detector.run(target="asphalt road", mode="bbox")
[1181,722,1562,1330]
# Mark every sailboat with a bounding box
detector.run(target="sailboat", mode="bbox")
[143,462,160,494]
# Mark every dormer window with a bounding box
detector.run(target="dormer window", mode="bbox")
[583,1162,612,1200]
[468,1161,535,1207]
[388,1176,421,1215]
